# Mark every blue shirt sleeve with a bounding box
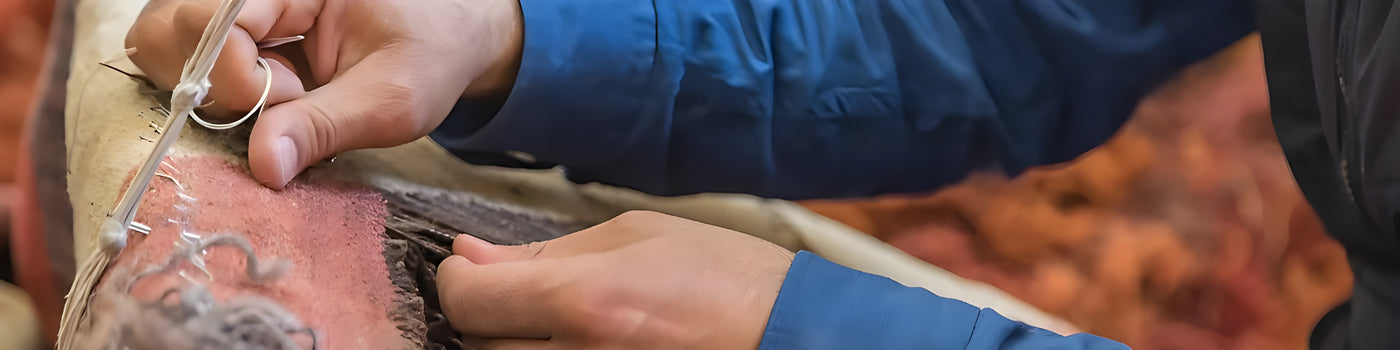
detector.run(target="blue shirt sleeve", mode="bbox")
[760,251,1128,350]
[430,0,1254,200]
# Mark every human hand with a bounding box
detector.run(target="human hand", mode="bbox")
[437,211,797,350]
[126,0,523,189]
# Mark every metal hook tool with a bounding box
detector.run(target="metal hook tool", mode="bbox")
[97,0,249,254]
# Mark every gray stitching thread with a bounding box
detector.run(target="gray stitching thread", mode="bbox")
[78,234,315,350]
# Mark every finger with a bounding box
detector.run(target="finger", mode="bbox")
[555,212,661,248]
[259,51,309,103]
[246,47,441,189]
[437,255,560,339]
[126,0,188,90]
[128,0,296,91]
[195,49,307,118]
[173,3,306,118]
[451,213,674,265]
[463,337,563,350]
[453,235,550,265]
[231,0,320,40]
[169,0,318,42]
[522,211,669,256]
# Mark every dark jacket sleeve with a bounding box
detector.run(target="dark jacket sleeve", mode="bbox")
[430,0,1255,200]
[759,251,1129,349]
[1257,0,1400,349]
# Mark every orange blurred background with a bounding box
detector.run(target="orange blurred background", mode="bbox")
[1,1,54,349]
[0,0,51,182]
[2,0,52,262]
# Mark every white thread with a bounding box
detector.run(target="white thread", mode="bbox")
[188,57,272,130]
[154,172,185,191]
[160,159,181,174]
[178,193,199,202]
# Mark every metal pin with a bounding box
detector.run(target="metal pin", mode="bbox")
[139,135,155,142]
[179,229,202,244]
[130,222,152,235]
[258,35,305,49]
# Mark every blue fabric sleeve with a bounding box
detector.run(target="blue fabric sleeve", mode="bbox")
[430,0,1255,200]
[759,251,1128,350]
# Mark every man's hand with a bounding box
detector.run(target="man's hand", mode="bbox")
[437,211,796,349]
[126,0,523,189]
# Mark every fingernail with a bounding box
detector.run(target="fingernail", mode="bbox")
[276,136,298,186]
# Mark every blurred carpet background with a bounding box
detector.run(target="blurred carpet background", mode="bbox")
[802,35,1350,350]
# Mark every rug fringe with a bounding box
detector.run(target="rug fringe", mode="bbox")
[55,249,109,350]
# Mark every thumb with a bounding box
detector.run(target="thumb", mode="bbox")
[247,48,450,189]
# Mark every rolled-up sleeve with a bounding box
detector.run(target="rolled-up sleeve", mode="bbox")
[760,251,1129,350]
[431,0,1254,200]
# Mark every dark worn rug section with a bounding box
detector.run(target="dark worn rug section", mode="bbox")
[382,187,591,349]
[386,189,589,246]
[384,239,430,349]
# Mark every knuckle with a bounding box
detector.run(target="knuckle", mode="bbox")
[603,210,675,233]
[173,2,218,31]
[336,79,421,148]
[612,210,664,222]
[296,100,343,159]
[211,85,259,112]
[587,210,671,241]
[370,80,430,136]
